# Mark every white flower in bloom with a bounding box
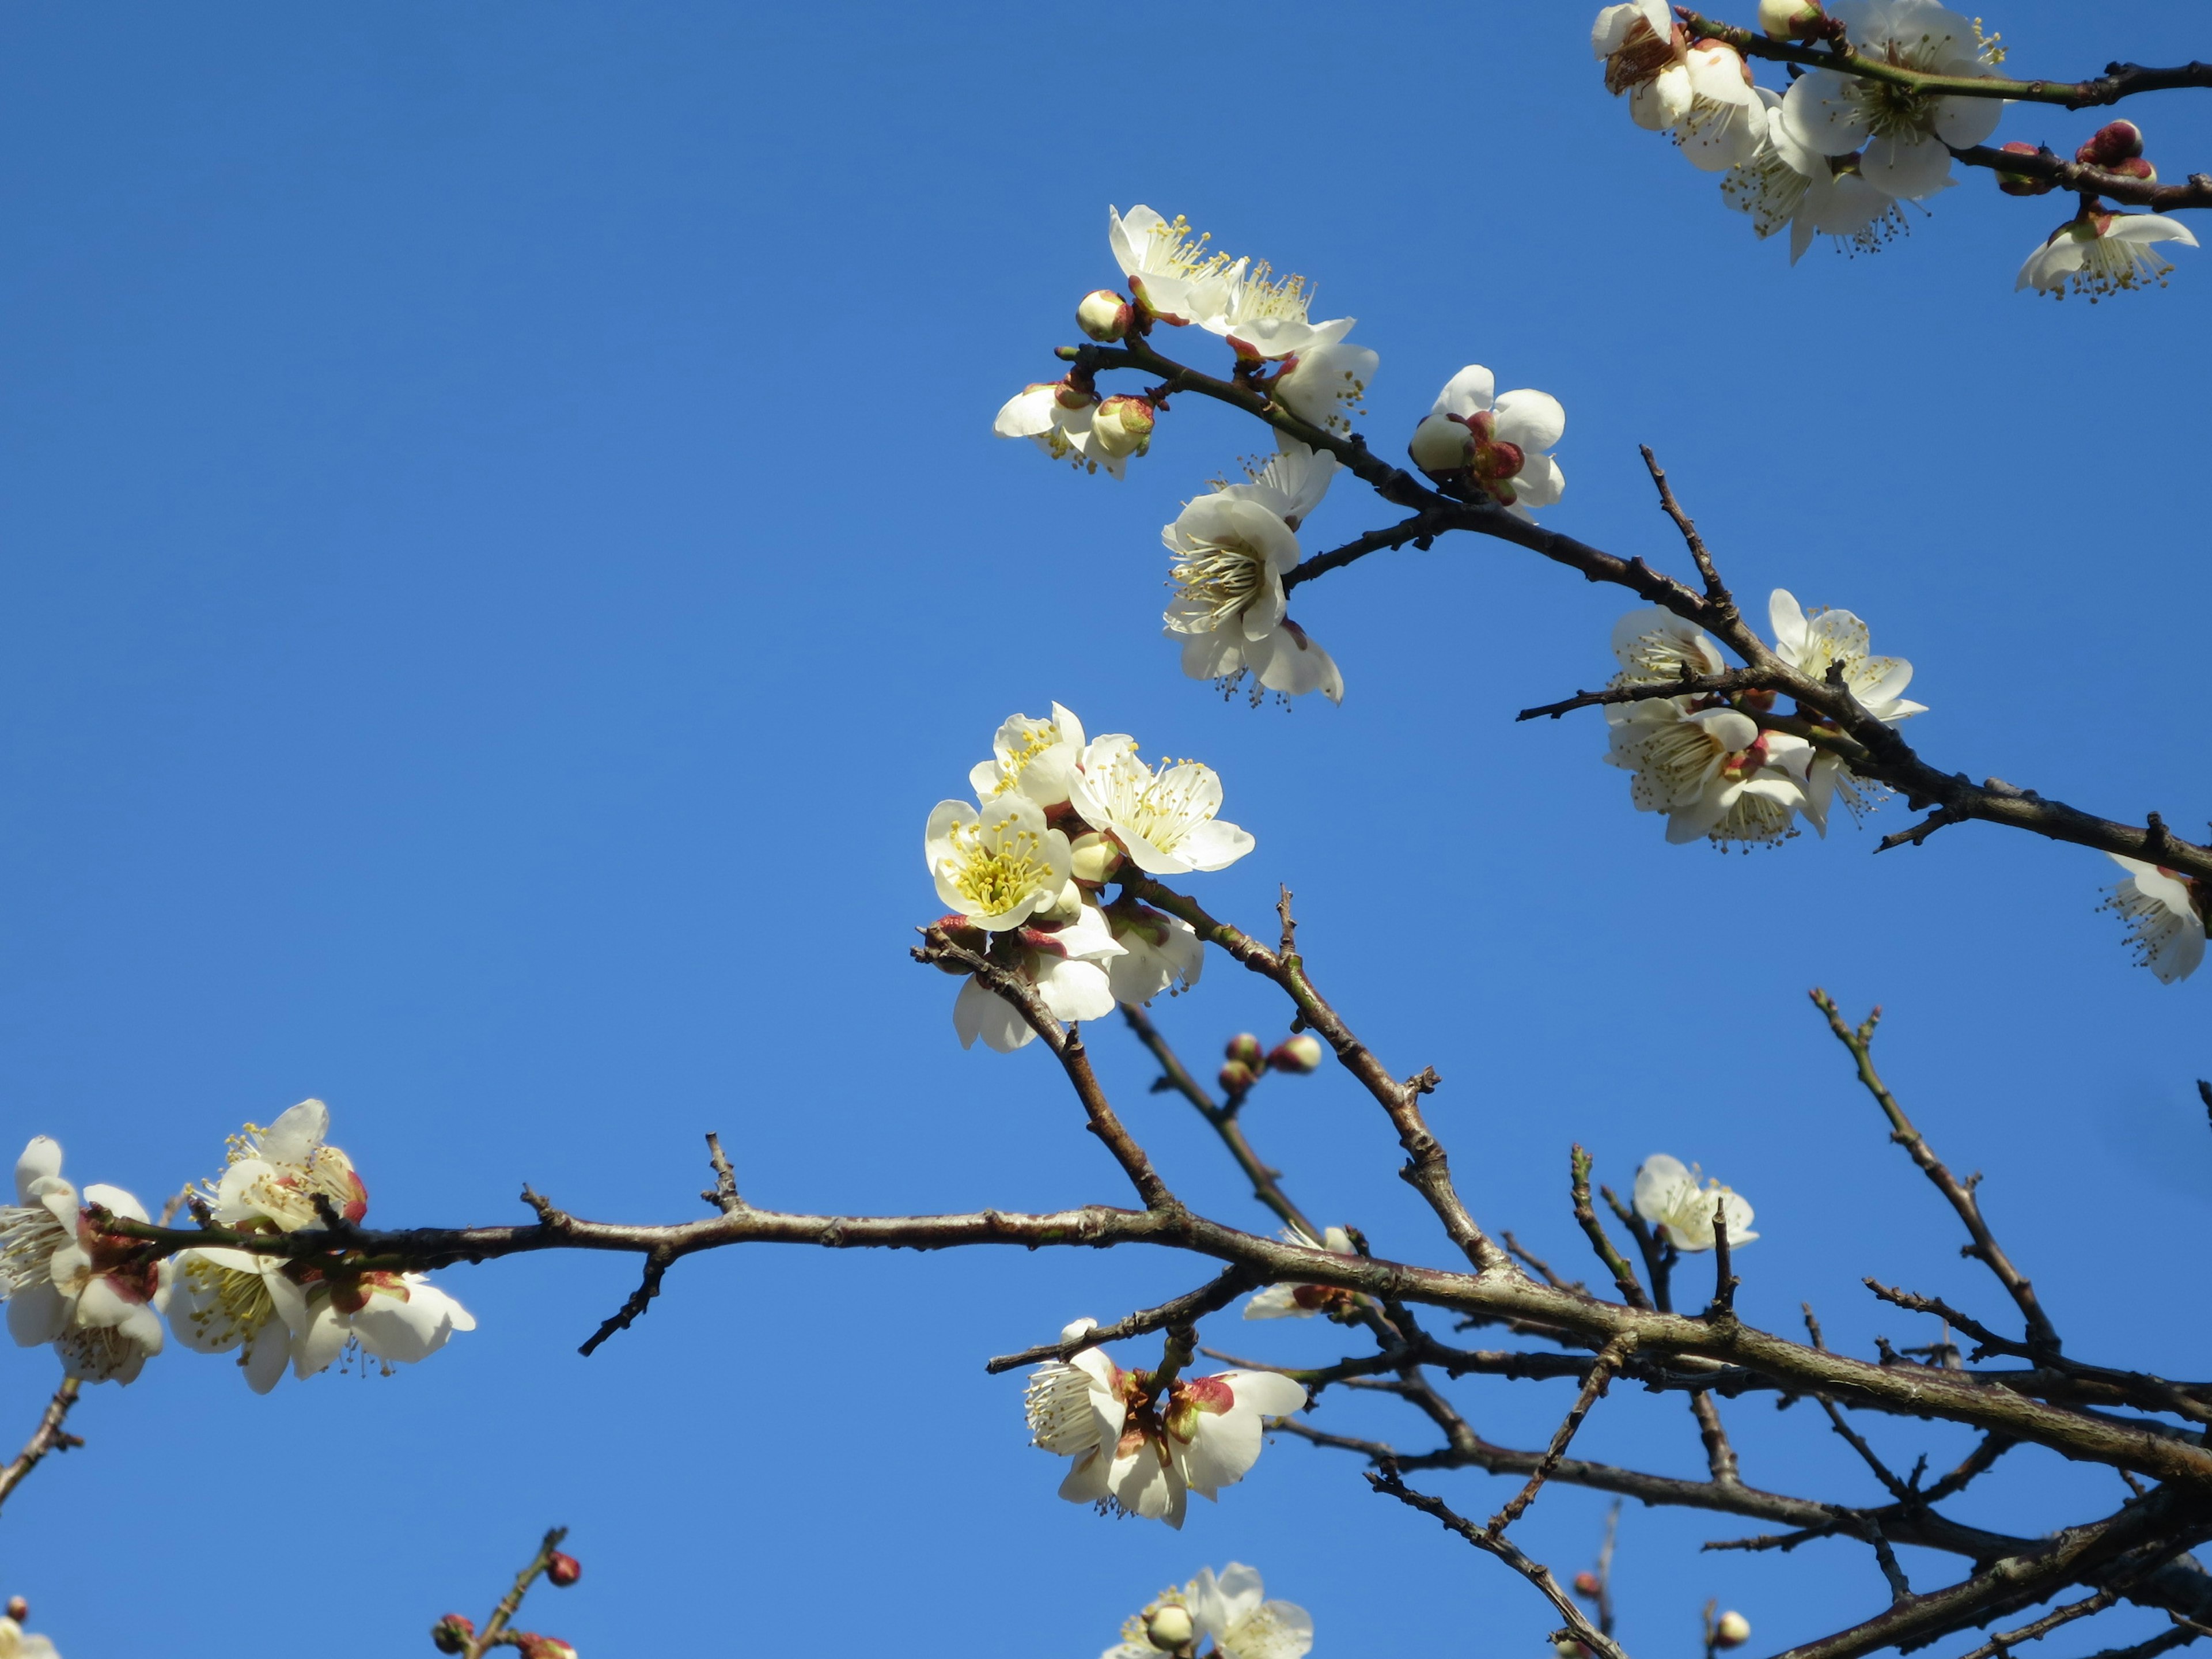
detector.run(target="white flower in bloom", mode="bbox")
[0,1615,59,1659]
[1026,1319,1307,1528]
[0,1140,171,1385]
[1103,901,1205,1007]
[1609,607,1725,691]
[172,1246,294,1393]
[271,1268,476,1378]
[1407,365,1565,516]
[1244,1226,1358,1320]
[208,1098,367,1234]
[1202,263,1355,362]
[2017,212,2198,302]
[1768,589,1923,834]
[2105,855,2205,984]
[1779,0,2002,200]
[969,703,1088,812]
[950,902,1124,1052]
[993,380,1098,465]
[1104,1564,1315,1659]
[1604,702,1811,847]
[1070,734,1255,876]
[925,794,1073,931]
[1634,1154,1759,1252]
[1109,206,1245,327]
[1160,486,1342,704]
[1273,341,1377,437]
[1593,1,1692,131]
[1674,40,1767,172]
[1224,438,1339,530]
[1722,92,1907,263]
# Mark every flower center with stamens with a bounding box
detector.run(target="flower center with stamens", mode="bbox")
[1169,536,1266,630]
[182,1255,277,1346]
[941,821,1055,917]
[0,1203,67,1296]
[1086,749,1219,854]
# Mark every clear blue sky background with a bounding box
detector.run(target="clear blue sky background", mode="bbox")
[1,3,2206,1654]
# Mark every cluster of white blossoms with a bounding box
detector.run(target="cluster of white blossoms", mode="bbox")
[0,1101,474,1392]
[1635,1154,1759,1252]
[1594,0,2198,291]
[926,703,1256,1050]
[1601,589,1923,849]
[1101,1563,1313,1659]
[1026,1319,1308,1529]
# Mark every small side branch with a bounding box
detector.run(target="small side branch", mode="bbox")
[984,1265,1259,1374]
[464,1526,570,1659]
[1490,1334,1638,1535]
[1952,1589,2120,1659]
[0,1380,84,1514]
[1640,446,1736,619]
[578,1246,675,1357]
[702,1132,745,1215]
[1572,1147,1650,1309]
[1283,510,1455,594]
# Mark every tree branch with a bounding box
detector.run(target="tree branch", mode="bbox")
[0,1380,83,1514]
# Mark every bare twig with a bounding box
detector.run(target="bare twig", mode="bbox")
[0,1380,84,1514]
[1573,1147,1649,1309]
[464,1525,570,1659]
[985,1266,1259,1374]
[1490,1335,1637,1535]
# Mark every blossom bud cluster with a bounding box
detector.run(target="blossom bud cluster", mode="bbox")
[924,703,1246,1052]
[0,1101,474,1393]
[1101,1563,1313,1657]
[1599,589,1922,850]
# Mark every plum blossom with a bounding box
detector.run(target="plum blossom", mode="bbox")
[1202,263,1355,362]
[1025,1319,1308,1528]
[2104,855,2205,984]
[994,379,1099,466]
[1070,735,1255,876]
[206,1099,366,1233]
[1779,1,2003,201]
[1609,607,1725,690]
[1673,39,1767,172]
[172,1245,294,1393]
[925,794,1074,931]
[1604,700,1812,847]
[970,703,1087,813]
[1102,901,1205,1007]
[1160,465,1342,704]
[1634,1154,1759,1252]
[1244,1226,1359,1320]
[1272,342,1377,438]
[1593,1,1694,131]
[0,1612,58,1659]
[271,1267,476,1380]
[2017,211,2198,302]
[0,1139,170,1385]
[1109,206,1244,328]
[948,902,1126,1052]
[1722,90,1907,262]
[1407,366,1565,516]
[1768,589,1923,832]
[1103,1564,1314,1659]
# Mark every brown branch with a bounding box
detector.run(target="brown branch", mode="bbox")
[702,1132,744,1215]
[1955,146,2212,211]
[465,1526,570,1659]
[1953,1589,2121,1659]
[1490,1335,1638,1535]
[1692,1391,1743,1487]
[1641,446,1736,619]
[1504,1231,1586,1294]
[0,1380,84,1514]
[1283,510,1454,593]
[1518,666,1782,724]
[1572,1147,1649,1309]
[984,1265,1259,1374]
[577,1245,673,1357]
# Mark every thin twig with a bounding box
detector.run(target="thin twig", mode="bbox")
[1641,446,1736,620]
[1572,1147,1649,1309]
[0,1380,84,1514]
[1490,1335,1637,1535]
[467,1526,570,1659]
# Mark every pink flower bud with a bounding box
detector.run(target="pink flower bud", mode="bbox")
[1268,1033,1326,1074]
[1993,141,2057,196]
[1145,1604,1196,1651]
[1573,1571,1602,1597]
[518,1637,578,1659]
[1077,289,1134,342]
[926,916,988,972]
[431,1614,476,1654]
[1225,1032,1264,1069]
[1715,1611,1752,1649]
[2107,156,2158,184]
[1757,0,1825,38]
[546,1551,582,1587]
[1218,1060,1257,1096]
[1090,396,1156,461]
[3,1599,24,1624]
[2077,120,2143,166]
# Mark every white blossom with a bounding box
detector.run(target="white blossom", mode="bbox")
[207,1099,366,1234]
[1104,1564,1314,1659]
[1407,365,1565,516]
[993,380,1099,465]
[1609,607,1725,691]
[172,1246,295,1393]
[1593,1,1693,131]
[1634,1154,1759,1252]
[1102,901,1205,1007]
[1722,90,1907,262]
[1109,206,1245,328]
[950,903,1125,1052]
[0,1139,170,1385]
[1779,0,2002,200]
[1244,1226,1358,1320]
[925,793,1073,931]
[2017,212,2198,302]
[1603,700,1811,847]
[0,1615,59,1659]
[970,703,1088,813]
[2104,855,2205,984]
[1070,734,1255,876]
[262,1268,475,1379]
[1768,588,1923,834]
[1674,40,1767,173]
[1272,342,1377,437]
[1202,263,1355,362]
[1160,480,1342,704]
[1025,1320,1307,1528]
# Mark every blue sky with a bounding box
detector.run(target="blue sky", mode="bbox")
[1,2,2207,1654]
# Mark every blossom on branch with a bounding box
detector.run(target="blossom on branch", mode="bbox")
[1202,263,1354,363]
[994,379,1099,467]
[1634,1154,1759,1252]
[1025,1319,1308,1528]
[1778,0,2003,201]
[1593,1,1694,131]
[1272,342,1377,438]
[1244,1226,1359,1320]
[1070,736,1256,876]
[1722,90,1906,262]
[272,1267,477,1378]
[0,1139,170,1385]
[1609,607,1725,688]
[206,1098,367,1233]
[1674,39,1767,173]
[1101,900,1205,1007]
[1104,1563,1314,1659]
[1767,588,1923,833]
[1603,700,1810,848]
[925,794,1074,931]
[2103,855,2205,984]
[946,903,1125,1051]
[971,703,1088,813]
[1109,206,1244,328]
[1407,366,1565,516]
[2016,211,2198,302]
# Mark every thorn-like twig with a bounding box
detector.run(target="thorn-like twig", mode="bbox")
[1489,1334,1637,1536]
[578,1246,675,1357]
[0,1379,84,1514]
[702,1132,745,1214]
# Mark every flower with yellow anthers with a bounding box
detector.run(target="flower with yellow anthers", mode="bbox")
[993,379,1097,465]
[1779,0,2003,201]
[1604,700,1812,848]
[1608,607,1726,694]
[1635,1154,1759,1252]
[1200,262,1355,363]
[1108,205,1245,328]
[1273,340,1377,438]
[171,1245,293,1393]
[949,901,1125,1052]
[925,794,1074,931]
[969,703,1087,813]
[207,1098,367,1234]
[1071,736,1255,877]
[1767,588,1922,835]
[0,1137,171,1385]
[2017,211,2198,302]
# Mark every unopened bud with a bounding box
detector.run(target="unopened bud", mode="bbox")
[431,1615,476,1654]
[1757,0,1824,39]
[2077,120,2143,166]
[1572,1571,1602,1597]
[1035,879,1086,926]
[4,1599,24,1624]
[1993,141,2057,196]
[1226,1032,1264,1069]
[1715,1612,1752,1649]
[1268,1033,1325,1074]
[1408,412,1472,476]
[1218,1060,1257,1095]
[1556,1641,1590,1659]
[546,1551,582,1588]
[1077,289,1134,342]
[518,1638,578,1659]
[1145,1604,1196,1651]
[1090,396,1156,460]
[1069,831,1124,887]
[2107,155,2158,184]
